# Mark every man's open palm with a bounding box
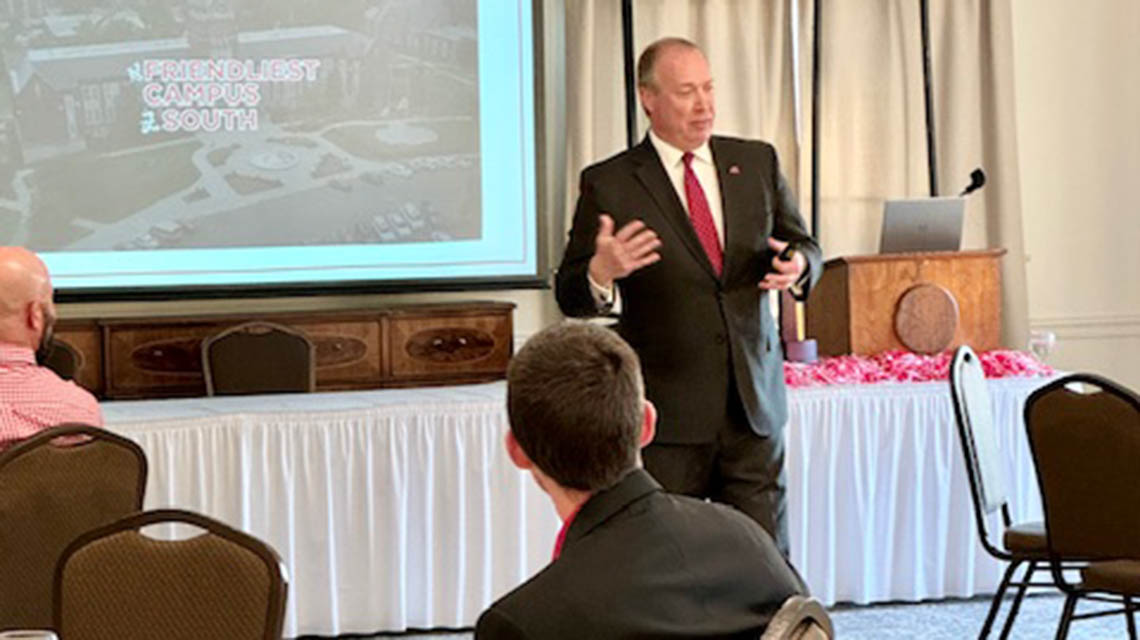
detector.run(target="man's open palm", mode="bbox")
[588,214,662,287]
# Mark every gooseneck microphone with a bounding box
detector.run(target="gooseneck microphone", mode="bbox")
[959,168,986,196]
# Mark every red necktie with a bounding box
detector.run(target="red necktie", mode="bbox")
[682,152,723,275]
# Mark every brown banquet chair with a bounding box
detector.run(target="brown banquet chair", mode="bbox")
[949,345,1061,638]
[0,425,147,631]
[1025,373,1140,639]
[54,509,288,640]
[202,321,316,396]
[40,338,80,381]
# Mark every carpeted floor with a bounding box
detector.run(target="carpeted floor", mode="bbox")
[353,593,1133,639]
[829,594,1127,639]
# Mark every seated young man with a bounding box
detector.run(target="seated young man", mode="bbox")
[477,321,805,639]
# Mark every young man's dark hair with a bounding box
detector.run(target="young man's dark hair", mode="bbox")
[506,321,642,491]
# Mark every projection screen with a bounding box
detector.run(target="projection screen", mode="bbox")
[0,0,538,298]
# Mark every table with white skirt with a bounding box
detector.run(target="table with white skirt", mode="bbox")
[101,376,1049,637]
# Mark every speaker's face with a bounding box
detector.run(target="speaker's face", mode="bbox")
[641,46,716,153]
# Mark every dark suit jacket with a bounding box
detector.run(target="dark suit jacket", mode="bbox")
[556,136,822,442]
[475,469,804,639]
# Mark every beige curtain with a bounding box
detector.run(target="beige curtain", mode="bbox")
[932,0,1030,350]
[630,1,801,193]
[795,1,928,248]
[798,0,1029,348]
[563,1,628,221]
[562,0,1029,349]
[563,0,801,224]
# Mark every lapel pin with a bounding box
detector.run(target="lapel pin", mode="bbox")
[729,165,741,175]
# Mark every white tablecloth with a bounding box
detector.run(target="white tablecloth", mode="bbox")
[102,384,559,638]
[785,378,1048,606]
[101,376,1050,636]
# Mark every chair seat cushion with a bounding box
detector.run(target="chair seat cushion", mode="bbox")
[1081,560,1140,594]
[1003,520,1048,555]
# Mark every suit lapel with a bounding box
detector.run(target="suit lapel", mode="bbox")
[711,137,748,281]
[631,139,718,280]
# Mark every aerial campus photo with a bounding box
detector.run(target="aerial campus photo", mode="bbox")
[0,0,481,252]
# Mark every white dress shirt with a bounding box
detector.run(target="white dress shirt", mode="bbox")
[647,129,725,245]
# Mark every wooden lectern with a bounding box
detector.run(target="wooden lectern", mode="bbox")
[804,249,1005,356]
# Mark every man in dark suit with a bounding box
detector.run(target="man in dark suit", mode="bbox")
[476,321,804,639]
[555,37,822,554]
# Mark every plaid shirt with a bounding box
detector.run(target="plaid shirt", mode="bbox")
[0,343,103,452]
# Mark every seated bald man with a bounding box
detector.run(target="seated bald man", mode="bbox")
[476,321,804,640]
[0,247,102,451]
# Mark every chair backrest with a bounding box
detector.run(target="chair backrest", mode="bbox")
[202,321,315,396]
[40,339,79,381]
[760,596,834,640]
[949,345,1009,517]
[54,509,288,640]
[1025,373,1140,561]
[0,425,147,630]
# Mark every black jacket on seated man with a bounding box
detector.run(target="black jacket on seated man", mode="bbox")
[476,468,803,639]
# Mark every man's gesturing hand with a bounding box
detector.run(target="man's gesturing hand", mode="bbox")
[758,237,806,291]
[588,214,662,288]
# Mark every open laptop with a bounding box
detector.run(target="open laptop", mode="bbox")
[879,196,965,253]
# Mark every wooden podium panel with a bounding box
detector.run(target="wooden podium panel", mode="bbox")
[805,249,1005,356]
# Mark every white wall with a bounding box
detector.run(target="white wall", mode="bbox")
[1010,0,1140,388]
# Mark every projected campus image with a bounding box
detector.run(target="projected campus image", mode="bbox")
[0,0,481,251]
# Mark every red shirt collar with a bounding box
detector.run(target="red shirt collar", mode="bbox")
[551,502,584,561]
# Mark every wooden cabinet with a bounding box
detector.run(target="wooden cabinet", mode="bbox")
[387,306,513,385]
[54,302,514,399]
[52,321,103,397]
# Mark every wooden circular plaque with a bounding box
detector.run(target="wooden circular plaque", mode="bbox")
[893,283,960,354]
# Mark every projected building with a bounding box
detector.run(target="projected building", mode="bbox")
[368,8,477,117]
[186,0,237,59]
[0,0,46,24]
[6,24,370,162]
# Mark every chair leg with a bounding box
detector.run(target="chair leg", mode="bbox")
[998,560,1037,640]
[1055,593,1078,640]
[980,560,1021,639]
[1125,595,1137,640]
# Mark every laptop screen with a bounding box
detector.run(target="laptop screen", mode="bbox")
[879,197,965,254]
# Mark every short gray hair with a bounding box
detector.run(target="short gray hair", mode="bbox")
[637,37,702,89]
